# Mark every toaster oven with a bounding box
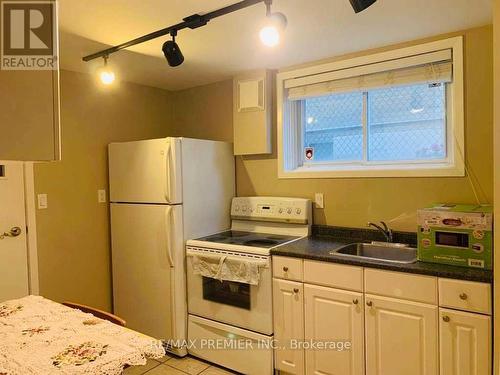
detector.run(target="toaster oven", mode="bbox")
[417,204,493,269]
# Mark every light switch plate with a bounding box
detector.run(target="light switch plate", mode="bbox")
[315,193,324,209]
[37,194,48,209]
[98,189,107,203]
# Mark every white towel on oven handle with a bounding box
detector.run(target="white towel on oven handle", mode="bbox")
[190,254,265,285]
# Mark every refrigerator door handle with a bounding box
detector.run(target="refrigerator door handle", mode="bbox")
[165,206,174,268]
[164,142,172,203]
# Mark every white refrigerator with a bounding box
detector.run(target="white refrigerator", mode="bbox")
[108,137,235,356]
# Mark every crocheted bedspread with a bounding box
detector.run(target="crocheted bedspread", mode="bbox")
[0,295,165,374]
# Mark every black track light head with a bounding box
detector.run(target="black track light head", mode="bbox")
[349,0,377,13]
[162,32,184,67]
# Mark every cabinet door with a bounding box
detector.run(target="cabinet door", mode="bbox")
[304,284,364,375]
[273,278,304,375]
[365,294,438,375]
[0,67,60,161]
[439,308,491,375]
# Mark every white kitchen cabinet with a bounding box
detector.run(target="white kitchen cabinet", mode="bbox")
[364,294,438,375]
[0,69,60,161]
[273,278,304,375]
[304,284,364,375]
[233,70,273,155]
[272,256,492,375]
[439,308,491,375]
[0,0,60,161]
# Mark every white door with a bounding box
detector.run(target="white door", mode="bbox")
[108,138,182,204]
[273,278,304,375]
[365,294,438,375]
[110,203,184,341]
[439,308,491,375]
[304,284,364,375]
[0,163,29,301]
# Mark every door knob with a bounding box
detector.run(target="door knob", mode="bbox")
[0,226,21,240]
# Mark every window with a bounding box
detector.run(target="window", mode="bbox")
[278,37,464,178]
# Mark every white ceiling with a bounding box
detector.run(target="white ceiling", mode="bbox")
[59,0,492,91]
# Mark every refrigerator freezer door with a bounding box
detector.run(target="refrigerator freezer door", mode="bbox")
[110,203,186,348]
[109,138,182,204]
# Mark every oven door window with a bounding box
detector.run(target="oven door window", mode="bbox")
[202,277,251,310]
[435,231,469,248]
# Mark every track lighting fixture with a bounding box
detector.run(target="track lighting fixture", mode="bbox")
[259,0,287,47]
[98,55,115,85]
[83,0,376,70]
[162,31,185,67]
[349,0,377,13]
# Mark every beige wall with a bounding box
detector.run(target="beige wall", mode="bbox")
[169,80,233,142]
[33,25,493,312]
[172,26,494,232]
[34,70,173,310]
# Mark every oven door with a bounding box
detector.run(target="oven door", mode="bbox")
[186,247,273,335]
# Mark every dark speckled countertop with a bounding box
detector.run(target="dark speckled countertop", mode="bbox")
[271,226,493,283]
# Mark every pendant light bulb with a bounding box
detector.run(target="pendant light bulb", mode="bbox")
[99,56,115,85]
[259,1,287,47]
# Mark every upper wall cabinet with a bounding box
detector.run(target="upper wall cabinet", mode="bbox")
[0,0,61,161]
[233,70,273,155]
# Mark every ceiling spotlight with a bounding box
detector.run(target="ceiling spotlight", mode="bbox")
[259,0,287,47]
[98,55,115,85]
[349,0,377,13]
[162,30,184,67]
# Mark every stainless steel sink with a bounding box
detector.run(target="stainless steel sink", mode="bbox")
[330,242,417,264]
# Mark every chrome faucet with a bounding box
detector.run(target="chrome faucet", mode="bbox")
[367,221,393,243]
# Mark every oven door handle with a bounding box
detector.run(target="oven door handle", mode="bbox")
[186,250,269,268]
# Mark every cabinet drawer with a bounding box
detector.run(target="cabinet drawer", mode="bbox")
[273,256,303,281]
[364,269,437,304]
[439,278,491,315]
[304,260,363,291]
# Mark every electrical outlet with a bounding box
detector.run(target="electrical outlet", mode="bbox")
[98,189,107,203]
[37,194,48,209]
[315,193,324,209]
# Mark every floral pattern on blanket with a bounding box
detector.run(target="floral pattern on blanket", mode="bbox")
[0,295,165,375]
[0,304,22,318]
[52,342,109,367]
[21,326,50,337]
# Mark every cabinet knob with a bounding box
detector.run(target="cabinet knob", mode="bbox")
[352,299,359,305]
[442,316,450,323]
[459,293,468,300]
[366,301,373,307]
[283,266,289,272]
[293,288,299,294]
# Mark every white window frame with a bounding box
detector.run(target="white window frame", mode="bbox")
[277,36,465,179]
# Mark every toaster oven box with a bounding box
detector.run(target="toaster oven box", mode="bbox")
[417,204,493,269]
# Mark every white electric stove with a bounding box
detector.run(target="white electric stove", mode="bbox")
[186,197,312,375]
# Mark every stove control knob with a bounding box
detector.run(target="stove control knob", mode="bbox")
[296,208,302,215]
[234,205,240,212]
[287,208,292,214]
[242,206,247,212]
[278,208,283,214]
